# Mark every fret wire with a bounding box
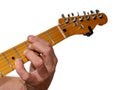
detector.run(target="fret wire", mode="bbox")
[1,53,10,64]
[0,66,14,77]
[24,41,29,47]
[38,22,76,40]
[49,30,65,41]
[0,58,9,64]
[12,47,21,58]
[0,61,10,67]
[10,29,63,52]
[0,64,13,72]
[15,41,28,63]
[0,25,69,77]
[1,51,18,65]
[0,54,13,73]
[57,25,66,38]
[0,58,26,74]
[38,26,65,44]
[0,65,11,73]
[0,53,27,77]
[0,28,64,59]
[1,53,16,71]
[37,23,73,41]
[0,43,27,58]
[38,26,65,39]
[0,25,66,60]
[0,26,65,64]
[45,31,55,45]
[0,62,14,76]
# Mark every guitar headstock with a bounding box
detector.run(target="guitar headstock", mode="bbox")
[58,10,108,37]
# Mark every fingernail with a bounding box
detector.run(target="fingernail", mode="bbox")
[28,35,34,41]
[15,58,22,64]
[23,49,29,55]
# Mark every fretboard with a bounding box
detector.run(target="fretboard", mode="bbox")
[0,25,66,78]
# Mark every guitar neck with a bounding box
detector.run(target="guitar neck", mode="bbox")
[0,25,66,78]
[0,10,108,78]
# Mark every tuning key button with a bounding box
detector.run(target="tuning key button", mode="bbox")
[79,16,84,21]
[65,18,69,23]
[83,11,86,15]
[77,12,79,16]
[95,9,100,14]
[90,10,94,14]
[61,14,65,18]
[86,16,90,20]
[73,18,76,22]
[98,14,103,19]
[73,22,78,26]
[86,12,90,21]
[71,13,74,16]
[68,14,70,17]
[92,15,96,20]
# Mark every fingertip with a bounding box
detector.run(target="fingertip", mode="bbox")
[15,59,29,81]
[15,58,23,65]
[27,35,34,42]
[28,44,32,49]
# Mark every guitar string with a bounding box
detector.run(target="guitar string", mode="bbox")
[0,22,85,75]
[0,21,80,59]
[0,26,69,76]
[0,15,97,76]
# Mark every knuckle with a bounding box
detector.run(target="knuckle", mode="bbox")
[32,41,38,47]
[21,73,30,81]
[45,46,53,54]
[46,41,52,47]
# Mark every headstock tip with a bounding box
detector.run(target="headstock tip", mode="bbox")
[97,13,108,26]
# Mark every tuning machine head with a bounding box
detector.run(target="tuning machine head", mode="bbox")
[95,9,100,14]
[61,14,65,18]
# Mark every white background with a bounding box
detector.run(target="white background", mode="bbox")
[0,0,120,90]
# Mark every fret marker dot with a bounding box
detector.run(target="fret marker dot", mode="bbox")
[12,57,15,60]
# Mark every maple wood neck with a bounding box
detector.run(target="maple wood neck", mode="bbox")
[0,25,66,78]
[0,10,108,78]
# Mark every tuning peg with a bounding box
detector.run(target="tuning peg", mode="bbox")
[77,12,79,16]
[79,16,84,21]
[98,14,103,19]
[68,14,70,17]
[87,12,89,15]
[83,11,86,15]
[90,10,94,14]
[86,12,90,20]
[95,9,100,14]
[71,13,74,16]
[80,24,84,29]
[61,14,65,18]
[73,22,78,26]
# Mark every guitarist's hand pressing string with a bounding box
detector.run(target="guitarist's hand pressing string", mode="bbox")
[16,35,58,90]
[0,35,58,90]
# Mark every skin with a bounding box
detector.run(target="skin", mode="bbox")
[0,35,58,90]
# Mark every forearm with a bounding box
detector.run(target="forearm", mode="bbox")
[0,77,27,90]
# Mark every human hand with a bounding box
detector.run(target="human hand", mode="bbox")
[15,35,58,90]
